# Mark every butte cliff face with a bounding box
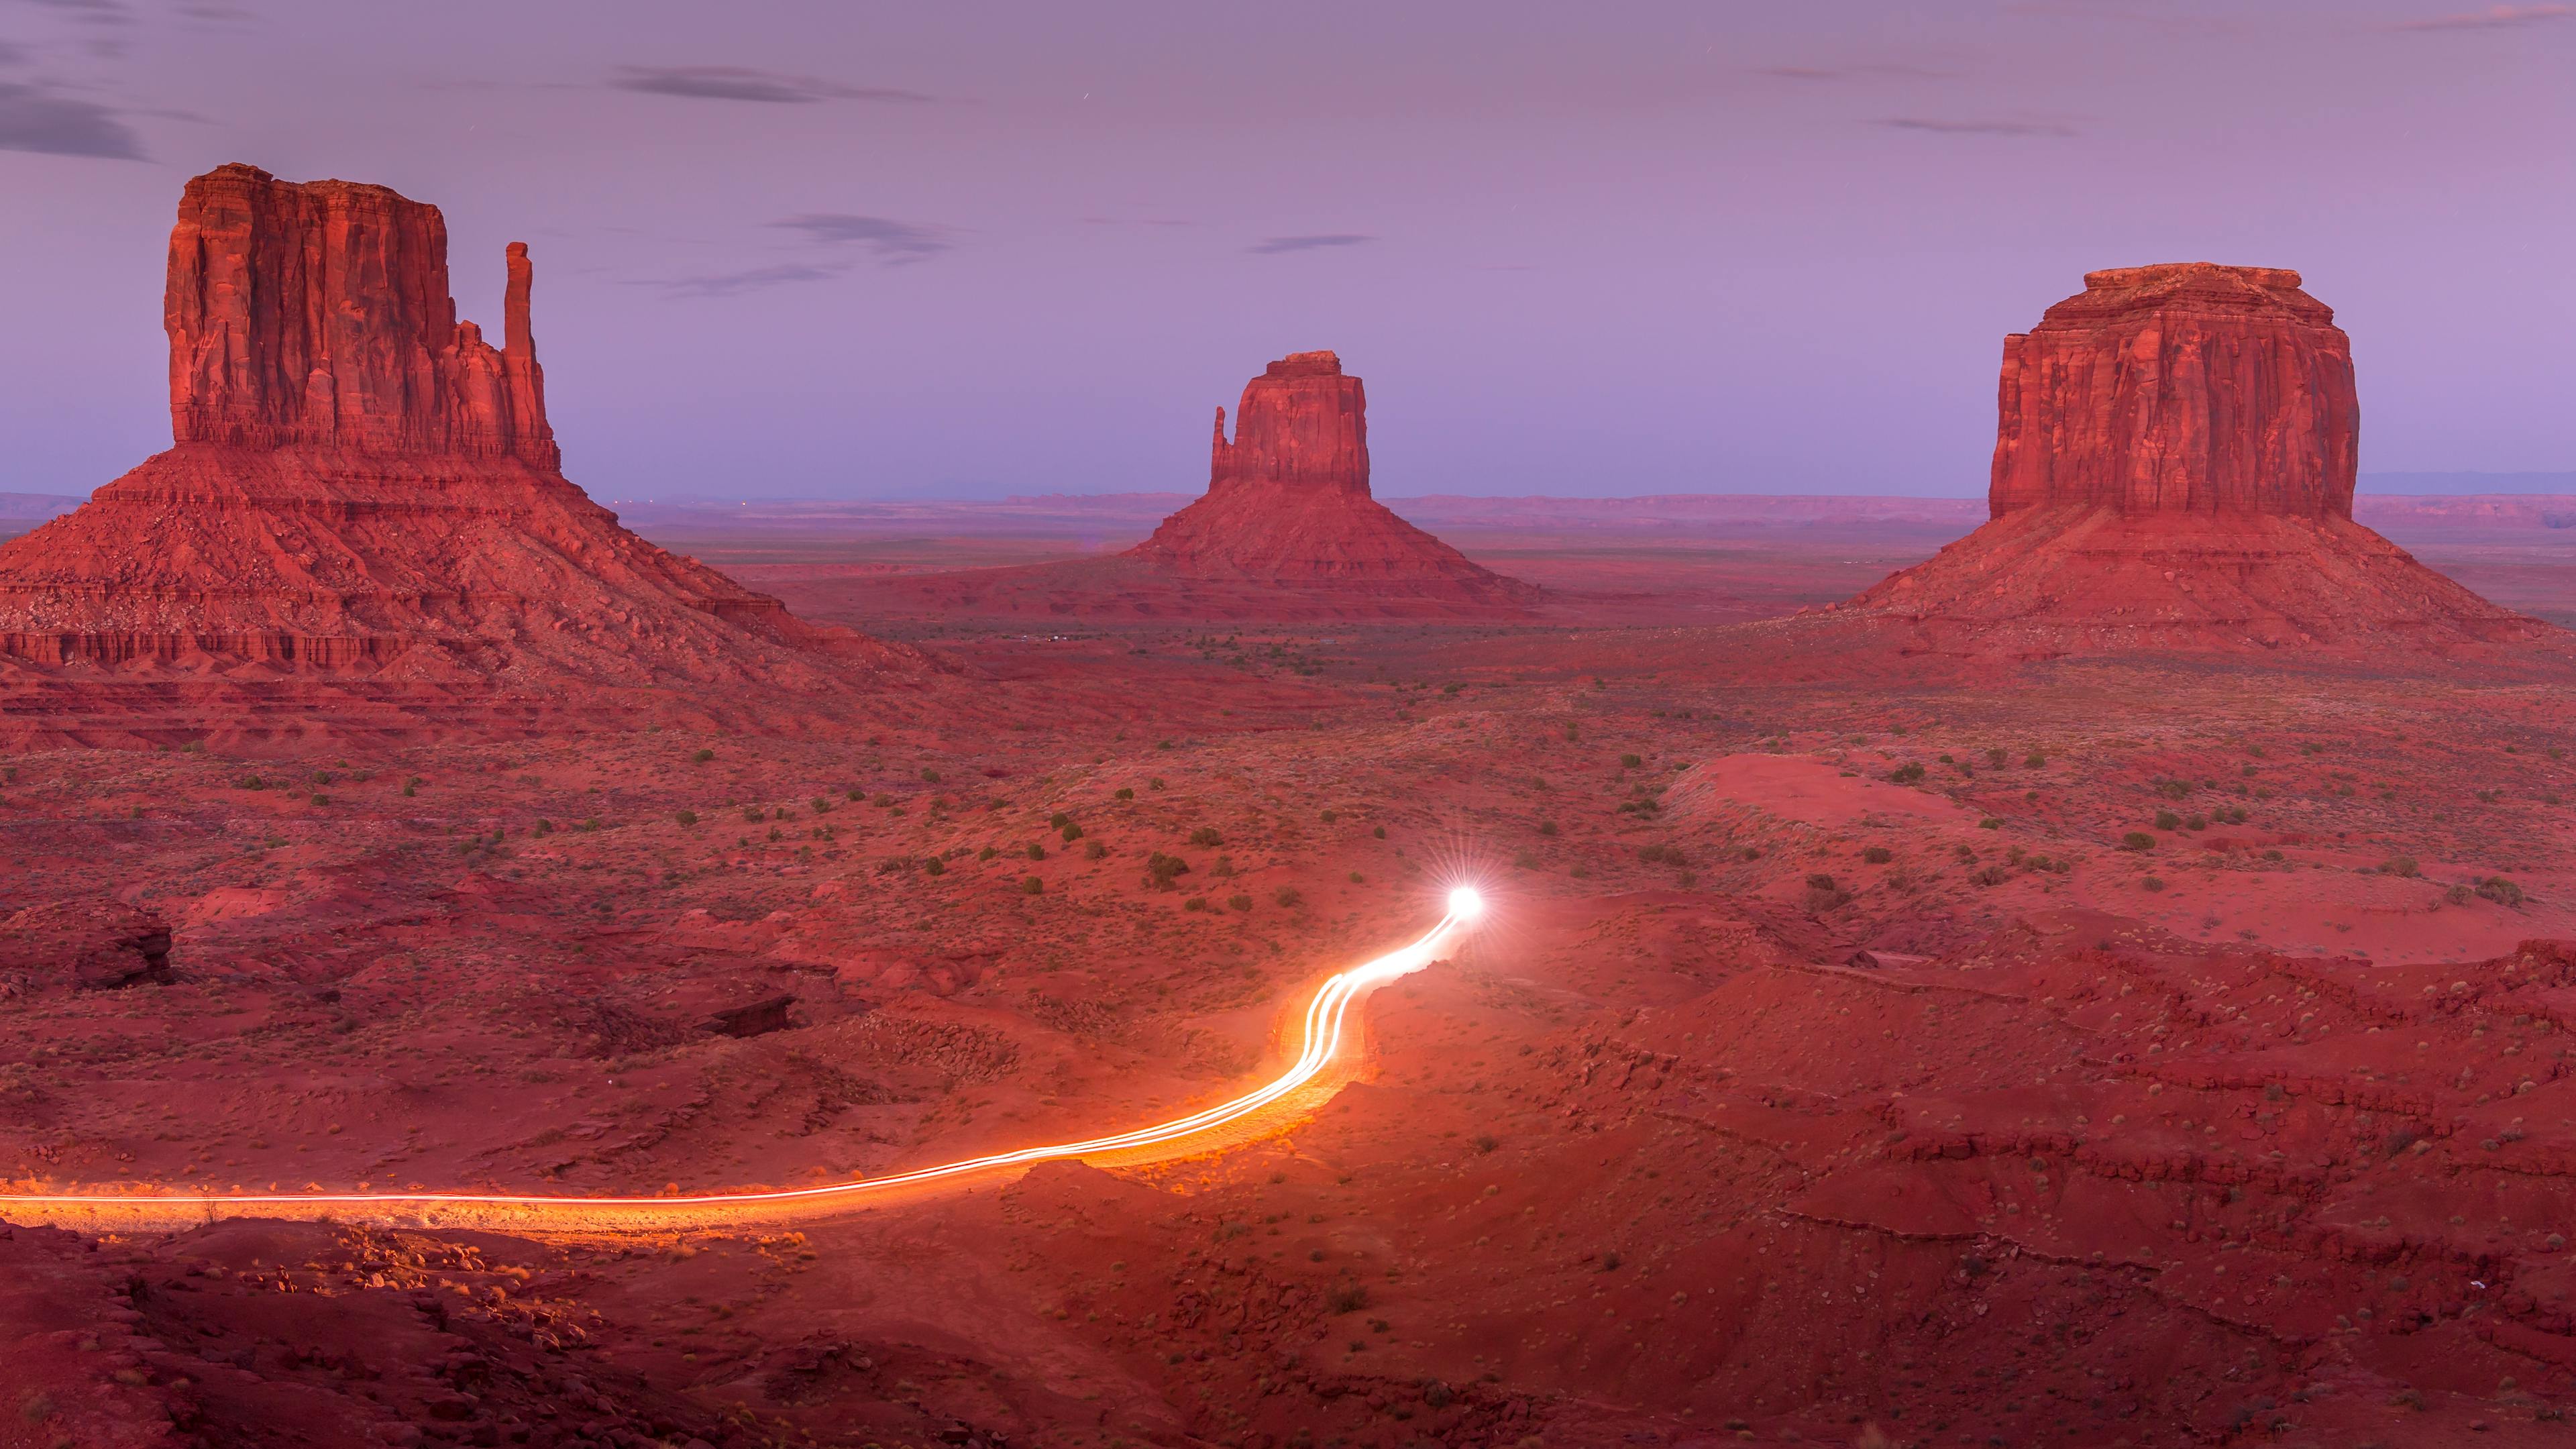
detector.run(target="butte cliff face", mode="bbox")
[1845,263,2541,655]
[165,165,558,464]
[1126,352,1534,605]
[1986,264,2359,520]
[0,164,917,742]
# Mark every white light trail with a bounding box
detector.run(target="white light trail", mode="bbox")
[0,902,1482,1233]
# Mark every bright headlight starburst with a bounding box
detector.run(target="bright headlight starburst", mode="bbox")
[1448,885,1486,921]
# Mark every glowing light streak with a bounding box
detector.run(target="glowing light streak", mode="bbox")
[0,904,1481,1233]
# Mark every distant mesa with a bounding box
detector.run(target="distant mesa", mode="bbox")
[0,163,922,743]
[828,350,1538,622]
[1843,262,2548,655]
[1126,350,1537,602]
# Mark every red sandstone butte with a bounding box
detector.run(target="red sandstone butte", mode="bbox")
[1846,263,2545,655]
[0,164,919,741]
[1128,352,1536,600]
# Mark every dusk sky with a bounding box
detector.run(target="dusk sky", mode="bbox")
[1,0,2569,501]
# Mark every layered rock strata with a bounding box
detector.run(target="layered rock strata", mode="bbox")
[0,164,918,737]
[1128,352,1535,602]
[1844,264,2541,654]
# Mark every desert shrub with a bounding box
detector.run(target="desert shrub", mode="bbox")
[1060,822,1083,843]
[1024,842,1046,861]
[1471,1133,1499,1154]
[1987,748,2008,768]
[1083,839,1107,860]
[1537,818,1559,837]
[2184,814,2208,831]
[1862,846,1894,864]
[1114,787,1135,801]
[1970,864,2008,886]
[2154,810,2182,830]
[1807,873,1837,892]
[674,810,698,826]
[1513,850,1540,869]
[1184,896,1208,912]
[921,768,942,783]
[1598,1250,1623,1272]
[1146,852,1191,888]
[1562,722,1579,741]
[2477,876,2526,907]
[1273,886,1302,907]
[1149,777,1166,791]
[976,845,998,861]
[1326,1283,1370,1314]
[1619,753,1643,769]
[1020,875,1044,896]
[922,857,945,877]
[2155,779,2192,800]
[2379,856,2419,877]
[1228,894,1254,912]
[1320,808,1339,823]
[1189,826,1224,847]
[2141,876,2165,892]
[2122,832,2156,851]
[1347,871,1364,884]
[1978,817,2002,830]
[872,792,896,807]
[690,749,714,763]
[2263,849,2285,861]
[1888,763,1926,784]
[2025,751,2046,767]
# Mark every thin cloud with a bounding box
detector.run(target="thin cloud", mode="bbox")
[608,64,929,104]
[0,81,144,158]
[769,213,955,264]
[2393,3,2575,27]
[642,262,852,298]
[0,41,25,64]
[18,0,130,23]
[1756,63,1950,80]
[1876,116,2077,138]
[1249,233,1375,254]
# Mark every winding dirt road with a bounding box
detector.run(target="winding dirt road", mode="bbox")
[0,898,1482,1234]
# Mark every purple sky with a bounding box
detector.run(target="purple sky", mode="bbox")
[1,1,2569,500]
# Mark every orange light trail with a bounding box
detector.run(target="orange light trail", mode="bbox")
[0,896,1484,1234]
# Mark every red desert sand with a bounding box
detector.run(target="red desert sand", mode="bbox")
[2,195,2574,1449]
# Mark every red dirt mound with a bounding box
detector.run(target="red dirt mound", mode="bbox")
[0,164,924,746]
[1842,264,2551,657]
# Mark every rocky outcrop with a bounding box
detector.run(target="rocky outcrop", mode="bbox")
[1843,264,2546,656]
[1128,352,1536,606]
[0,164,925,742]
